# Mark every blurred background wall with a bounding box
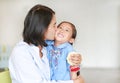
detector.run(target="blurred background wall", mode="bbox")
[0,0,120,69]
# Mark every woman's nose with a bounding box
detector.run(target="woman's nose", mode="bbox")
[55,26,57,31]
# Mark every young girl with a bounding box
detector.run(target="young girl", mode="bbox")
[47,21,81,80]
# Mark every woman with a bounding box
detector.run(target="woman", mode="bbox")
[9,4,84,83]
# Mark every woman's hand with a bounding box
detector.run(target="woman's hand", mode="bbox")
[73,75,85,83]
[68,53,82,66]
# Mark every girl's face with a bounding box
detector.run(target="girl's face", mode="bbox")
[45,15,57,40]
[55,22,74,45]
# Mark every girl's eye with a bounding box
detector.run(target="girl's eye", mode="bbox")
[59,27,62,29]
[57,27,62,30]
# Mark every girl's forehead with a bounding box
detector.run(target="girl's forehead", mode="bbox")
[60,23,72,29]
[60,23,70,27]
[60,22,69,26]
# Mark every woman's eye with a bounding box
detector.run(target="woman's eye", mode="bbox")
[66,29,69,32]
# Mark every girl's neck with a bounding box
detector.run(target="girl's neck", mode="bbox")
[54,41,65,46]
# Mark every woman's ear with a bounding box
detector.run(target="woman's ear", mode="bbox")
[69,38,75,44]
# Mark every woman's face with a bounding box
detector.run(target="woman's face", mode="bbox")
[44,15,57,40]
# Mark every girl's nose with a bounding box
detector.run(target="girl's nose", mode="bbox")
[60,29,65,33]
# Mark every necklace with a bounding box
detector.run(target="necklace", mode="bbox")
[50,48,61,69]
[38,45,43,58]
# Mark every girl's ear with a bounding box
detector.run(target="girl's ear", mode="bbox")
[69,38,75,44]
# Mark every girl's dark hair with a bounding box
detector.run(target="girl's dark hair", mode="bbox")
[57,21,77,45]
[23,4,55,47]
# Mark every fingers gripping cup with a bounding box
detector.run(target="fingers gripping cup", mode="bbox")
[67,52,80,80]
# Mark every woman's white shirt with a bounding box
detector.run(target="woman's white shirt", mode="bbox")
[9,41,73,83]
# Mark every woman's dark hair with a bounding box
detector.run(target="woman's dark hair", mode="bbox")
[23,4,55,47]
[57,21,77,45]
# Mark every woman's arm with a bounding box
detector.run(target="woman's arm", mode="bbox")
[9,45,74,83]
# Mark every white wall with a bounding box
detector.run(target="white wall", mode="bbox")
[0,0,120,68]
